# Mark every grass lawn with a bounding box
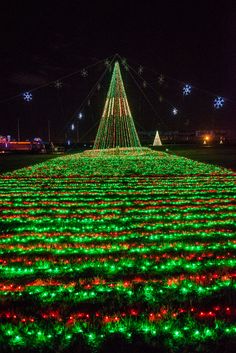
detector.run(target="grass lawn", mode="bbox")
[0,153,62,174]
[0,149,235,353]
[164,145,236,171]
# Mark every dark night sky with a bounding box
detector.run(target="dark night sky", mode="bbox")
[0,0,235,141]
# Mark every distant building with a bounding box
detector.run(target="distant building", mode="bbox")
[0,136,45,152]
[195,130,230,144]
[139,130,232,144]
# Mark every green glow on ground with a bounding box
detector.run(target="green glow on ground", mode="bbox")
[0,149,235,352]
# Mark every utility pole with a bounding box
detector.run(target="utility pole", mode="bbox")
[17,119,20,141]
[48,120,51,142]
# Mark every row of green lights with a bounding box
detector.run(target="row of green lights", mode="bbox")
[0,231,235,246]
[0,318,235,350]
[1,258,235,278]
[0,279,234,304]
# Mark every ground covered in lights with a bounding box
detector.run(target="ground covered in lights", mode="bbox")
[0,148,235,353]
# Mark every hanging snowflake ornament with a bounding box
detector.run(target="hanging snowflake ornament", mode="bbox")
[138,66,143,75]
[214,96,224,109]
[81,69,88,78]
[158,74,164,85]
[71,123,75,131]
[54,80,63,89]
[23,92,33,102]
[172,107,178,115]
[78,112,83,119]
[183,84,192,96]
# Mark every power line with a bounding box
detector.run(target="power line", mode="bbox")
[0,55,114,105]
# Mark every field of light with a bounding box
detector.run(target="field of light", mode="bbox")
[0,149,235,352]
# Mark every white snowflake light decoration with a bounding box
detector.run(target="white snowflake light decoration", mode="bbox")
[23,92,33,102]
[183,84,192,96]
[138,66,143,75]
[78,112,83,119]
[81,69,88,78]
[54,80,63,89]
[172,107,178,115]
[71,123,75,131]
[214,96,224,109]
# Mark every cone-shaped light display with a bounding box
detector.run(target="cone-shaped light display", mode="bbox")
[153,130,162,146]
[94,61,141,149]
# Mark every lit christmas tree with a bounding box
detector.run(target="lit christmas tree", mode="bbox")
[94,61,141,149]
[153,130,162,146]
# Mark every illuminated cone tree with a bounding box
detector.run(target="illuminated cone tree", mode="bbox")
[94,61,141,149]
[153,130,162,146]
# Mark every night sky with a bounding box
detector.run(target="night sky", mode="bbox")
[0,0,235,142]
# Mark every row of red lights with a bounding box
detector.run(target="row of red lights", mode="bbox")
[0,306,235,325]
[0,272,234,292]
